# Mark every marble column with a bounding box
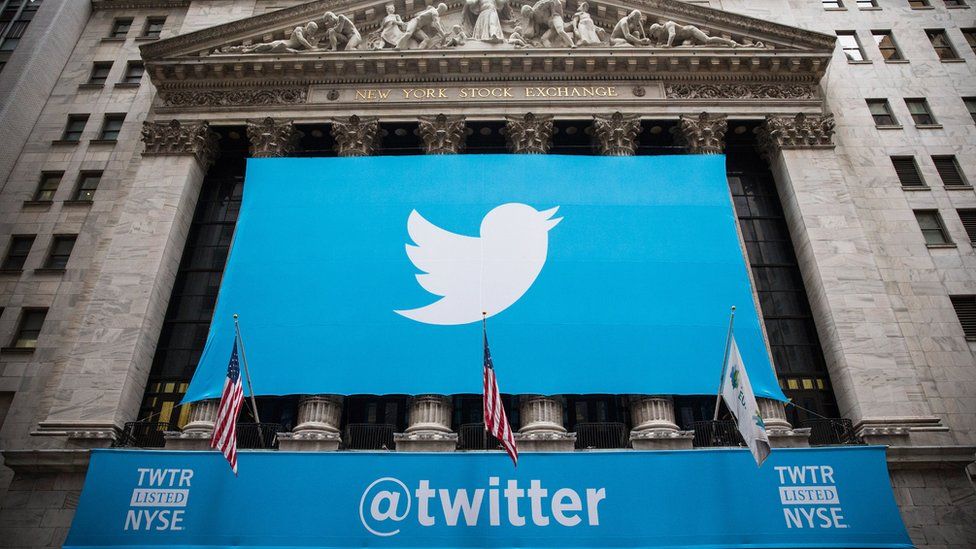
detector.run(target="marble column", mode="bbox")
[757,113,942,444]
[757,397,809,448]
[628,396,693,450]
[331,115,379,157]
[418,114,466,154]
[165,399,219,450]
[505,113,553,154]
[37,120,219,447]
[672,112,727,155]
[247,117,303,157]
[516,396,575,451]
[278,395,343,451]
[592,112,642,156]
[395,395,458,452]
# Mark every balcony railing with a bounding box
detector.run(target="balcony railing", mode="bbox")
[112,421,173,448]
[345,423,395,450]
[802,418,862,446]
[575,422,628,449]
[692,420,745,448]
[458,423,503,450]
[236,422,281,450]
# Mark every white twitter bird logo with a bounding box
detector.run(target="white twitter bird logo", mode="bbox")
[395,203,562,325]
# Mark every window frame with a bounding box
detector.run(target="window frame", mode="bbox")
[121,61,144,85]
[32,171,62,202]
[914,210,954,246]
[891,156,926,187]
[836,31,868,62]
[867,99,899,127]
[948,296,976,340]
[962,29,976,55]
[97,113,125,141]
[909,0,931,7]
[142,17,166,39]
[926,29,960,60]
[109,17,133,39]
[965,97,976,123]
[60,114,89,142]
[87,62,112,86]
[822,0,845,8]
[932,155,969,187]
[9,308,47,349]
[905,98,937,126]
[957,209,976,244]
[872,30,904,61]
[1,235,35,271]
[43,234,77,270]
[857,0,879,6]
[72,171,102,202]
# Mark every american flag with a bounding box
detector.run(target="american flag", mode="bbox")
[210,339,244,474]
[483,321,518,466]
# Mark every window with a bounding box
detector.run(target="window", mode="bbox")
[11,309,46,349]
[44,235,76,270]
[945,0,967,6]
[915,210,952,245]
[905,98,936,125]
[2,235,34,271]
[121,62,144,84]
[823,0,844,7]
[142,17,166,39]
[87,62,112,85]
[909,0,930,6]
[892,156,925,186]
[926,30,959,60]
[857,0,878,6]
[963,29,976,54]
[867,99,898,126]
[958,210,976,243]
[73,171,101,202]
[0,0,41,53]
[61,114,88,142]
[949,296,976,340]
[872,30,903,60]
[933,156,968,186]
[965,98,976,123]
[33,172,62,202]
[837,32,866,61]
[110,18,132,38]
[98,114,125,141]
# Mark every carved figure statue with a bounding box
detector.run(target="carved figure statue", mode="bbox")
[378,4,408,48]
[461,0,514,43]
[610,10,649,47]
[647,20,741,47]
[396,3,449,50]
[219,21,320,53]
[508,24,528,48]
[520,0,575,48]
[441,25,469,48]
[570,2,606,46]
[320,12,362,50]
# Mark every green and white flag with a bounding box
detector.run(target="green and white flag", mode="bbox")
[721,337,771,466]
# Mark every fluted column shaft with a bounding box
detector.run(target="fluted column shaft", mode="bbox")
[628,395,694,450]
[757,397,792,431]
[182,399,220,434]
[516,396,576,451]
[395,395,458,451]
[278,395,343,451]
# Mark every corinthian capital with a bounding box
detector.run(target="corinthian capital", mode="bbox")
[592,112,643,156]
[756,113,835,160]
[330,115,380,157]
[247,117,303,158]
[141,120,220,168]
[417,115,466,154]
[672,112,727,155]
[505,113,553,154]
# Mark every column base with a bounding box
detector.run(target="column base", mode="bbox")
[766,427,811,448]
[164,430,212,450]
[394,431,458,452]
[516,431,576,452]
[630,430,694,450]
[278,431,341,452]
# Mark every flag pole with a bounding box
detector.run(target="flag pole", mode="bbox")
[233,314,262,424]
[712,306,736,421]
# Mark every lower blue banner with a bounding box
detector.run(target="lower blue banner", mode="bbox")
[66,446,910,548]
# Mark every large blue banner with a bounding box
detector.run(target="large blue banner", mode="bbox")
[184,155,787,401]
[65,447,910,548]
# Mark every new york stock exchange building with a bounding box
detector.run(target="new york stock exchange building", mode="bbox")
[1,0,975,547]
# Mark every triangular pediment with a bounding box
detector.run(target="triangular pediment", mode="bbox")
[141,0,833,60]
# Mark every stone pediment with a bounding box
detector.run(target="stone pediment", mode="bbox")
[139,0,834,112]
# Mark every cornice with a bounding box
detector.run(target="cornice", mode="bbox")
[2,449,91,474]
[92,0,190,10]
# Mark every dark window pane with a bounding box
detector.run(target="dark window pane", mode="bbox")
[914,211,952,245]
[867,99,896,126]
[2,235,34,270]
[110,18,132,38]
[957,209,976,243]
[88,62,112,85]
[13,309,46,348]
[62,115,88,142]
[74,172,101,201]
[34,172,61,201]
[122,62,144,84]
[927,30,959,60]
[933,156,967,186]
[892,157,924,186]
[873,31,902,60]
[949,296,976,339]
[143,17,165,38]
[905,99,935,125]
[45,235,76,269]
[99,114,124,140]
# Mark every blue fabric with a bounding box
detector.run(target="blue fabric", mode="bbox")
[183,155,787,401]
[65,447,911,548]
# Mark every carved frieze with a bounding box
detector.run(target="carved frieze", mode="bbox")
[331,115,380,157]
[592,112,642,156]
[672,112,727,155]
[505,113,553,154]
[417,114,466,154]
[247,117,303,158]
[141,120,220,168]
[665,83,818,100]
[159,87,308,108]
[756,113,835,159]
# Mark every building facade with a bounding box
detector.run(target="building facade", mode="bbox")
[0,0,974,547]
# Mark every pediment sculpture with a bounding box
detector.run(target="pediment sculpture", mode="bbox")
[213,0,768,54]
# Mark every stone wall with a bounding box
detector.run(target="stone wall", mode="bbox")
[0,471,84,549]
